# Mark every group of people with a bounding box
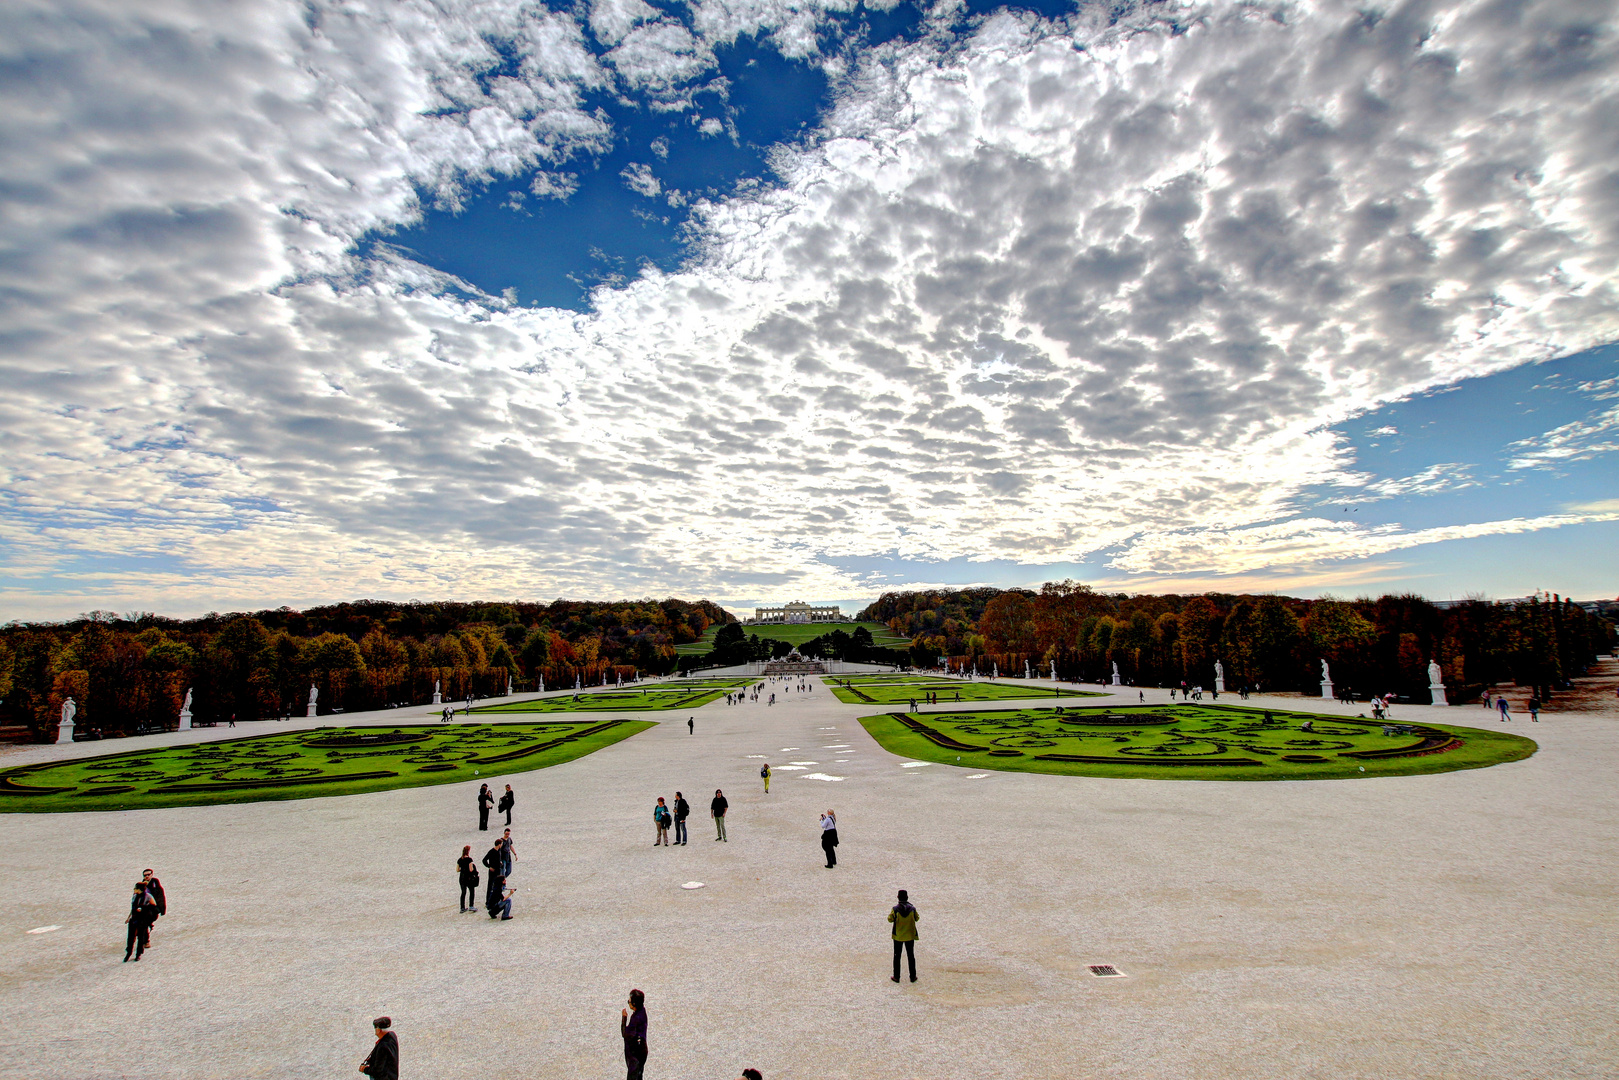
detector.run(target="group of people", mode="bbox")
[122,868,165,962]
[459,789,521,918]
[653,790,728,843]
[476,783,515,830]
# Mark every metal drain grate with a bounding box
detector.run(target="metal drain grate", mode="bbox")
[1088,964,1126,978]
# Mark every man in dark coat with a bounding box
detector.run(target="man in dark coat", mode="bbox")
[482,839,506,917]
[140,869,166,945]
[360,1017,398,1079]
[477,783,494,830]
[498,784,515,825]
[123,882,157,961]
[672,792,690,845]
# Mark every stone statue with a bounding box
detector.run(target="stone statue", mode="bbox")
[1320,659,1330,682]
[538,675,544,692]
[992,662,998,679]
[1427,660,1447,706]
[1213,659,1225,695]
[1111,661,1121,686]
[432,679,442,705]
[305,683,319,718]
[57,697,76,744]
[1318,659,1334,701]
[178,687,193,731]
[506,677,513,697]
[1050,660,1057,681]
[1025,660,1032,680]
[1428,660,1442,687]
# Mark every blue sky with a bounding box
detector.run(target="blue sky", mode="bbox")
[1,0,1617,621]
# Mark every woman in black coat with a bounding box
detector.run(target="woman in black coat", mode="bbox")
[456,845,478,912]
[819,809,838,868]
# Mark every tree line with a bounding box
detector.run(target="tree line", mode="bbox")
[0,598,731,741]
[862,582,1614,703]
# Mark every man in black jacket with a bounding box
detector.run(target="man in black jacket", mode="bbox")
[672,792,690,845]
[477,784,494,831]
[123,882,157,961]
[482,839,506,917]
[360,1017,398,1080]
[710,789,728,842]
[498,784,515,825]
[140,869,166,944]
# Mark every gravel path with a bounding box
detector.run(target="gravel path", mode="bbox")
[1,672,1614,1079]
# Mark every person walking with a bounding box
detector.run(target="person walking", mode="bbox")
[760,762,771,794]
[673,791,690,845]
[139,869,166,945]
[498,785,515,826]
[477,783,494,831]
[359,1017,398,1080]
[123,882,157,961]
[621,989,648,1080]
[711,789,728,842]
[1498,695,1511,722]
[888,889,920,983]
[688,716,694,735]
[457,845,479,912]
[1528,694,1541,722]
[820,809,839,868]
[653,797,671,846]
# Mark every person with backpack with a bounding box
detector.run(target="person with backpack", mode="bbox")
[456,845,479,912]
[653,797,671,846]
[760,762,771,794]
[498,784,515,825]
[711,789,728,842]
[672,791,690,845]
[888,889,920,982]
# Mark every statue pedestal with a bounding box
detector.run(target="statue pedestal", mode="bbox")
[1111,673,1121,686]
[432,692,442,705]
[1321,679,1334,701]
[1429,681,1449,706]
[55,719,74,744]
[178,708,192,731]
[1214,676,1225,695]
[306,702,317,718]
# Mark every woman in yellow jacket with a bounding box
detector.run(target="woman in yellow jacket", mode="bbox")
[888,889,919,982]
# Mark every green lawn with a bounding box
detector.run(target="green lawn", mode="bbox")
[674,621,911,654]
[0,720,655,813]
[858,703,1536,781]
[828,678,1100,705]
[470,684,742,713]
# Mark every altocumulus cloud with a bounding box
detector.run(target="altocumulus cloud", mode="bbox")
[2,0,1617,616]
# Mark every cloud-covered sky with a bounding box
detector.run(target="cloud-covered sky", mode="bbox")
[2,0,1617,620]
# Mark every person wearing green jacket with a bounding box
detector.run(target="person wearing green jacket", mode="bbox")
[888,889,919,983]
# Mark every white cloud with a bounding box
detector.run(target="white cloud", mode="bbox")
[1107,511,1619,578]
[1506,403,1619,469]
[3,0,1619,617]
[620,162,663,197]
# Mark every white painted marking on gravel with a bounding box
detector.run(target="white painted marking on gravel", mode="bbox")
[901,762,934,768]
[965,774,989,779]
[779,747,799,751]
[745,755,766,758]
[681,882,705,890]
[824,744,850,748]
[800,773,845,781]
[773,765,808,771]
[787,761,818,765]
[26,925,61,934]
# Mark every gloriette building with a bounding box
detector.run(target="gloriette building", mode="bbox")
[749,600,842,625]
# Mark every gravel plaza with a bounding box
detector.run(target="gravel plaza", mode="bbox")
[1,669,1615,1080]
